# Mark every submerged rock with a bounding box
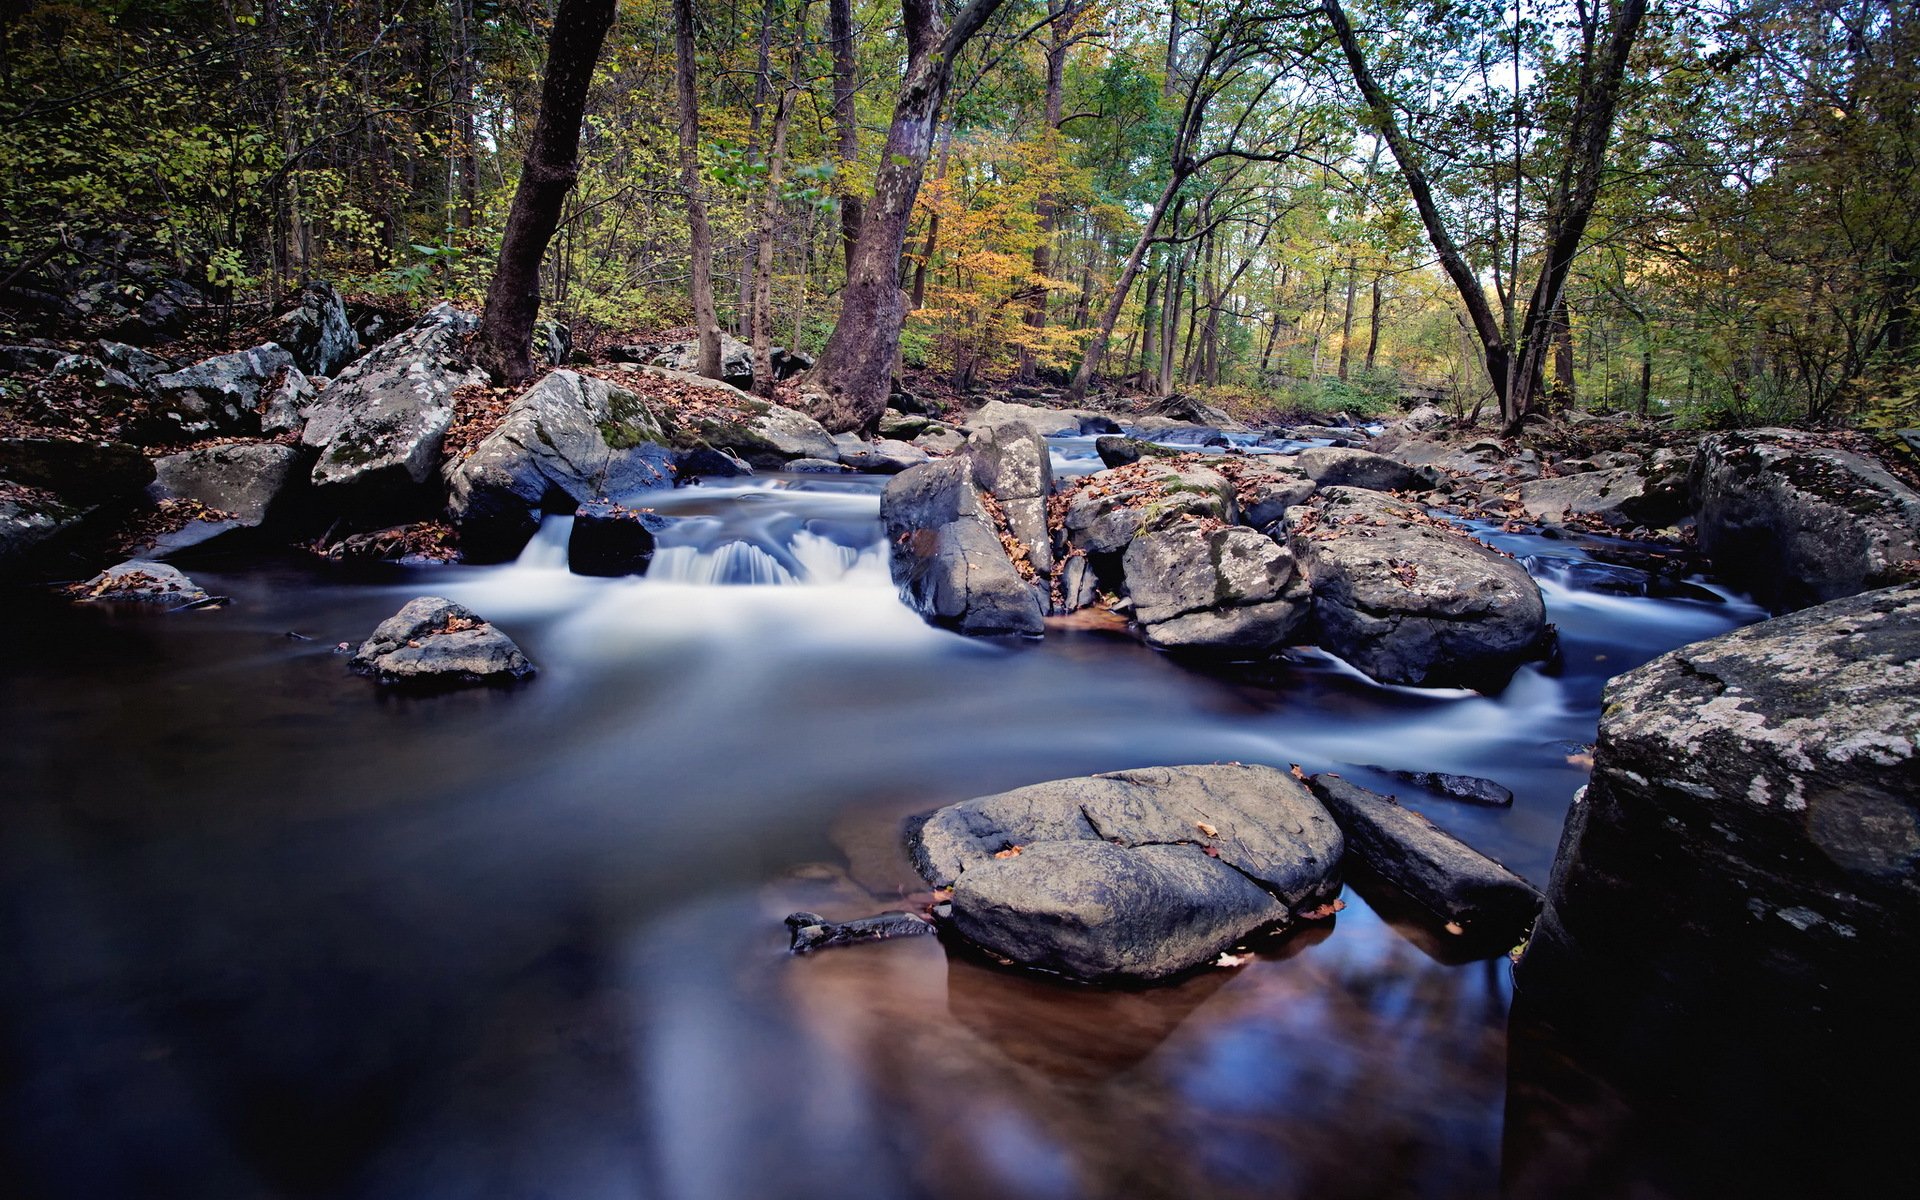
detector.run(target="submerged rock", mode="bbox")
[784,910,935,954]
[880,457,1044,636]
[1307,773,1540,944]
[350,596,534,685]
[1287,487,1548,688]
[1518,583,1920,1069]
[913,764,1343,981]
[567,500,673,577]
[1691,430,1920,610]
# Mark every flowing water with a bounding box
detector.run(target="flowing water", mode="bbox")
[0,461,1767,1200]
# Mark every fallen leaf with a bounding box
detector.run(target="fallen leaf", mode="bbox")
[1195,821,1218,838]
[1203,845,1220,858]
[1214,952,1250,968]
[1299,899,1346,920]
[1444,921,1465,936]
[992,845,1024,859]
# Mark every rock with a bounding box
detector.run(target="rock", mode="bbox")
[962,400,1083,437]
[1218,457,1317,529]
[1517,584,1920,1081]
[0,493,88,571]
[0,438,154,502]
[93,340,175,386]
[784,458,850,474]
[1127,415,1228,444]
[1391,403,1447,434]
[642,366,838,467]
[912,764,1344,980]
[1093,435,1184,469]
[1294,446,1421,493]
[878,411,933,439]
[1690,430,1920,610]
[1287,487,1548,688]
[1368,768,1514,807]
[146,343,296,438]
[1307,774,1540,944]
[567,499,674,576]
[258,365,320,437]
[1143,393,1240,429]
[880,457,1044,636]
[831,435,929,474]
[784,910,935,954]
[0,344,71,373]
[149,443,308,528]
[443,368,674,560]
[1515,466,1666,528]
[1078,414,1124,435]
[965,421,1053,576]
[1062,463,1235,555]
[1058,554,1100,610]
[109,278,199,345]
[1122,522,1309,651]
[913,426,965,455]
[771,346,813,379]
[72,560,210,606]
[602,342,657,364]
[1379,434,1541,484]
[304,305,488,521]
[673,447,752,479]
[350,596,535,685]
[270,281,358,376]
[533,317,571,367]
[48,354,143,401]
[649,332,806,388]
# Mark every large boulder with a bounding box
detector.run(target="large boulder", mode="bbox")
[93,341,175,386]
[270,280,358,376]
[1121,521,1310,651]
[0,438,154,503]
[1215,456,1318,529]
[647,332,809,389]
[1287,487,1548,688]
[149,443,308,529]
[641,366,838,467]
[1518,584,1920,1091]
[147,343,299,438]
[965,421,1053,577]
[1294,446,1421,493]
[1691,430,1920,610]
[444,369,674,560]
[567,500,674,576]
[1061,461,1235,555]
[880,457,1044,636]
[912,764,1344,981]
[350,596,535,686]
[961,400,1084,437]
[1377,434,1542,484]
[830,435,929,474]
[303,305,488,520]
[1515,463,1689,530]
[1306,773,1540,944]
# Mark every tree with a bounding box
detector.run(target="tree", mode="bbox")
[477,0,618,385]
[674,0,724,379]
[805,0,1011,434]
[1321,0,1648,428]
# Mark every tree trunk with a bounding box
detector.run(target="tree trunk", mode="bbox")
[1137,266,1161,386]
[911,121,954,309]
[806,0,1008,434]
[477,0,616,386]
[752,86,796,397]
[1069,171,1187,401]
[1365,273,1383,371]
[1338,256,1357,381]
[674,0,722,378]
[829,0,862,276]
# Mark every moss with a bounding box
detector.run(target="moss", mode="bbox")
[600,387,669,450]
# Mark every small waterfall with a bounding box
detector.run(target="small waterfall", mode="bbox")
[514,516,575,570]
[649,542,799,586]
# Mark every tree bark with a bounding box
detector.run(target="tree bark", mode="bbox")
[806,0,1009,434]
[751,85,796,397]
[1338,256,1357,381]
[477,0,617,386]
[829,0,863,276]
[1365,273,1383,371]
[674,0,723,379]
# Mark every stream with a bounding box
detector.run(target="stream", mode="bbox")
[0,454,1767,1200]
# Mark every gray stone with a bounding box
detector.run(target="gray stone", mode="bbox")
[1220,457,1317,528]
[1307,773,1539,943]
[962,400,1084,437]
[94,340,175,385]
[0,344,70,373]
[150,443,307,527]
[878,411,933,439]
[1295,446,1421,493]
[1,495,89,572]
[1063,464,1235,555]
[1122,521,1309,650]
[350,596,535,685]
[149,343,296,437]
[49,354,143,400]
[880,457,1044,636]
[0,438,153,502]
[641,366,838,467]
[270,281,357,376]
[966,421,1053,576]
[784,458,850,474]
[650,332,807,389]
[913,764,1344,980]
[1690,430,1920,610]
[73,560,209,606]
[831,434,929,474]
[1519,584,1920,1073]
[784,910,934,954]
[1515,465,1670,527]
[443,369,674,560]
[568,499,674,576]
[533,317,571,367]
[304,305,488,519]
[258,365,320,437]
[913,426,966,455]
[1287,487,1548,688]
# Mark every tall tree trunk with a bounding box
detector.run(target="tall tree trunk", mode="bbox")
[1338,256,1357,381]
[477,0,616,385]
[1137,266,1161,386]
[911,120,954,308]
[752,85,796,397]
[806,0,1008,433]
[451,0,478,232]
[737,0,778,334]
[1069,170,1189,401]
[1365,273,1383,371]
[829,0,862,276]
[674,0,722,378]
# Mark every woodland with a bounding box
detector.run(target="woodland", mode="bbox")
[2,0,1915,435]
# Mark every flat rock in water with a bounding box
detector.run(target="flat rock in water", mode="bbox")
[350,596,534,686]
[961,400,1085,438]
[73,560,210,606]
[1366,767,1514,807]
[784,910,935,954]
[913,764,1343,980]
[568,500,673,576]
[1306,773,1539,944]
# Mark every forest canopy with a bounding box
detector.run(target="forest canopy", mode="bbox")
[2,0,1914,433]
